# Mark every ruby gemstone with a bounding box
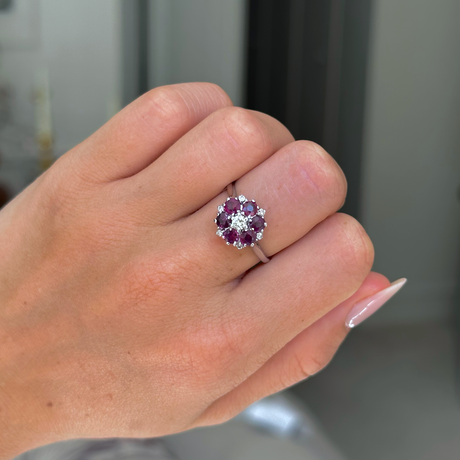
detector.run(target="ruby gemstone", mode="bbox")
[224,198,241,214]
[251,216,265,232]
[216,212,230,229]
[224,229,239,244]
[242,200,257,216]
[240,230,257,246]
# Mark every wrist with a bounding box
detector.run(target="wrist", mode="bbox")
[0,326,62,459]
[0,382,38,459]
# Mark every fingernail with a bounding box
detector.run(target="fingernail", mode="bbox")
[345,278,407,329]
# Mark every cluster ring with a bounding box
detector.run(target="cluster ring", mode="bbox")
[214,182,270,263]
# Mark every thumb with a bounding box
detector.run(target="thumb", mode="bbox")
[195,272,406,426]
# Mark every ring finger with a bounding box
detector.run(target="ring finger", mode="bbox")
[186,139,348,281]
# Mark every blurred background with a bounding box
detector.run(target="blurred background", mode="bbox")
[1,0,459,459]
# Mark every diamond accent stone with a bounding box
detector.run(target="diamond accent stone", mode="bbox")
[216,229,224,237]
[257,208,266,217]
[230,212,248,232]
[235,240,244,250]
[238,195,247,203]
[217,205,224,213]
[256,232,263,240]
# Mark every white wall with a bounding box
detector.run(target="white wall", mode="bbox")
[0,0,122,157]
[361,0,460,324]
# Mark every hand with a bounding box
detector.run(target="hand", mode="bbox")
[0,83,385,458]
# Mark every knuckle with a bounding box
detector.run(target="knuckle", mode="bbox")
[138,83,232,131]
[293,351,313,380]
[197,82,232,105]
[38,162,89,226]
[218,107,271,155]
[288,140,347,209]
[140,86,192,129]
[330,213,375,277]
[290,349,332,383]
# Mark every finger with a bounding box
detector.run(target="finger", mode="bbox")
[237,213,375,337]
[58,83,233,182]
[130,107,294,221]
[182,214,374,409]
[195,272,390,426]
[185,140,347,281]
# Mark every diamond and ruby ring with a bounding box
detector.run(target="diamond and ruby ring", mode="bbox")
[215,195,266,248]
[214,182,270,263]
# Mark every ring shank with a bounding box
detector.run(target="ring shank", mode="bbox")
[227,182,270,263]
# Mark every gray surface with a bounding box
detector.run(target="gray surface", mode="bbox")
[292,322,460,460]
[360,0,460,324]
[0,0,122,155]
[163,392,346,460]
[15,439,178,460]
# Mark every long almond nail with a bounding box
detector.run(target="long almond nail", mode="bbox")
[345,278,407,328]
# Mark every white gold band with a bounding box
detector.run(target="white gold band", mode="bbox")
[226,182,270,263]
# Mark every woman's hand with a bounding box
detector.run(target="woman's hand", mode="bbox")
[0,83,386,458]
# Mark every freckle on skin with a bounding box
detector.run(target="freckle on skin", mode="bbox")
[47,402,53,408]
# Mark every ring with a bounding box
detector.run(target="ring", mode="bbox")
[214,182,270,263]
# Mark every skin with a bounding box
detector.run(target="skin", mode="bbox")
[0,82,389,458]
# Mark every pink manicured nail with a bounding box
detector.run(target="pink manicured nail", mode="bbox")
[345,278,407,328]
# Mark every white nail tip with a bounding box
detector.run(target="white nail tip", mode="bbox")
[346,278,407,329]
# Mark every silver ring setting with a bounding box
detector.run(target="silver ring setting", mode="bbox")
[214,183,270,263]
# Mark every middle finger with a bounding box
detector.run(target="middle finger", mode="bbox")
[130,107,294,222]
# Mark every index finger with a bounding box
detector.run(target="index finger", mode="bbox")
[60,83,233,182]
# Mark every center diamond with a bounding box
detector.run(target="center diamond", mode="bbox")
[230,212,248,232]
